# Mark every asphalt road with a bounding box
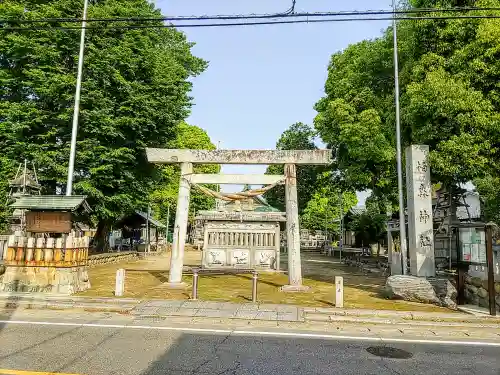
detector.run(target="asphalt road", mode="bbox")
[0,316,497,375]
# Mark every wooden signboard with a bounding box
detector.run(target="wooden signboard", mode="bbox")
[25,211,72,233]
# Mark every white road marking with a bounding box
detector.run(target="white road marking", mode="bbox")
[0,319,499,347]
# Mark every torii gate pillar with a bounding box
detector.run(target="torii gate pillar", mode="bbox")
[169,162,192,285]
[281,163,309,291]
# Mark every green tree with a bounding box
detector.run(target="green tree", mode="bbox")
[0,0,206,247]
[314,36,397,200]
[314,0,500,221]
[300,172,358,232]
[150,122,219,225]
[348,195,389,253]
[264,122,321,213]
[0,157,16,232]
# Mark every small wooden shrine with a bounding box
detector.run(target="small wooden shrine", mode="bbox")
[0,195,92,294]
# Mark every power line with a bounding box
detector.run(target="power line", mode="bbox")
[284,0,297,15]
[1,6,500,25]
[2,14,500,31]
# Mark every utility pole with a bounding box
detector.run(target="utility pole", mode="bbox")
[339,191,343,261]
[66,0,89,196]
[392,0,408,275]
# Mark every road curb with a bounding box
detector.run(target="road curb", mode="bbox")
[1,295,498,327]
[304,313,500,328]
[302,307,500,324]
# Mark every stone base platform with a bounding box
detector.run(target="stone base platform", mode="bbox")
[0,266,91,295]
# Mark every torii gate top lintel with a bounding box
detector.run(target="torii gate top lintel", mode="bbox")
[146,148,333,166]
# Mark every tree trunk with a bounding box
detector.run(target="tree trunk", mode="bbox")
[94,220,111,253]
[377,241,381,258]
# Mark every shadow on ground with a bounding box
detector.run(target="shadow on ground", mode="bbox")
[137,332,500,375]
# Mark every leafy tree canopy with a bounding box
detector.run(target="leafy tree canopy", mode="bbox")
[264,122,321,214]
[348,194,390,248]
[150,122,219,224]
[300,172,358,232]
[314,0,500,221]
[0,0,207,245]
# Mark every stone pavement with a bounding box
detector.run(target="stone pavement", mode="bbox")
[1,292,500,327]
[133,300,301,321]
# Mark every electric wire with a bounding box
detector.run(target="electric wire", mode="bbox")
[2,14,500,32]
[1,6,500,25]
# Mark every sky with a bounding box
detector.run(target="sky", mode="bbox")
[156,0,392,204]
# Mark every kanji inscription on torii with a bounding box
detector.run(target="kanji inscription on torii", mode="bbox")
[405,145,435,277]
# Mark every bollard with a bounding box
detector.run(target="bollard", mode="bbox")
[191,269,199,300]
[252,271,258,303]
[115,268,125,297]
[335,276,344,308]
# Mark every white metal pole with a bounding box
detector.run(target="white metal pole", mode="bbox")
[392,0,407,275]
[66,0,89,196]
[339,191,343,261]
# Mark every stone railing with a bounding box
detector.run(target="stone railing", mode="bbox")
[87,252,139,267]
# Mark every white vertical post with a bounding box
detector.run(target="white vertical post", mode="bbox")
[339,191,343,261]
[115,269,125,297]
[392,0,408,275]
[281,164,308,291]
[335,276,344,308]
[169,162,192,285]
[66,0,89,196]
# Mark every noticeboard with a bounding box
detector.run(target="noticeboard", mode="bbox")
[459,227,486,264]
[25,211,72,233]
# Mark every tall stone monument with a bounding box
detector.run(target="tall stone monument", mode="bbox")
[405,145,435,277]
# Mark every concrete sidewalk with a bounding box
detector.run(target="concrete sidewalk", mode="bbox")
[0,292,499,327]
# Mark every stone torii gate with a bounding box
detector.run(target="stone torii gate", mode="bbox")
[146,148,333,290]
